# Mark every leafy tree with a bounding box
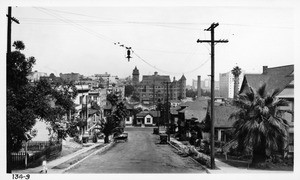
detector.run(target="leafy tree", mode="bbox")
[7,41,77,172]
[186,89,197,99]
[101,93,129,143]
[132,107,143,125]
[231,66,242,100]
[125,84,135,97]
[131,94,140,102]
[230,83,290,167]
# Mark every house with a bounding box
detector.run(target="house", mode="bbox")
[135,111,160,127]
[173,98,208,139]
[103,100,133,125]
[239,65,294,154]
[177,98,208,123]
[124,102,134,126]
[206,103,239,142]
[74,85,92,135]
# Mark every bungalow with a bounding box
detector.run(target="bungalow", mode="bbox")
[174,98,208,140]
[136,111,160,127]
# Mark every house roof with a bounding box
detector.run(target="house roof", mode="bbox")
[207,105,239,128]
[178,99,208,122]
[136,111,160,118]
[184,109,207,122]
[240,65,294,96]
[140,75,171,85]
[178,99,208,111]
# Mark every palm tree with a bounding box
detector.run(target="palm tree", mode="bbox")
[230,83,289,167]
[231,66,242,99]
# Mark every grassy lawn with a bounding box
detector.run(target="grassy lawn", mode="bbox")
[215,153,293,171]
[52,144,105,169]
[59,145,83,157]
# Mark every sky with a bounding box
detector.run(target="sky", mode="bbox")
[0,1,297,87]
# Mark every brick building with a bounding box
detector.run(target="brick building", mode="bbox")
[132,67,186,104]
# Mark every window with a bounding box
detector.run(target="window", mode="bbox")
[147,118,151,123]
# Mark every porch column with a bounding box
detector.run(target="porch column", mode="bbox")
[217,129,222,141]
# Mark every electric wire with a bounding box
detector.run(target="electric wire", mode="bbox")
[32,7,216,75]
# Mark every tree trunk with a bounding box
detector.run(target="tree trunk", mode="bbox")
[104,135,109,144]
[251,145,267,168]
[233,78,239,99]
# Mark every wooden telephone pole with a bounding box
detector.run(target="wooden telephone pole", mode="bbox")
[197,23,228,169]
[7,6,19,173]
[163,81,170,141]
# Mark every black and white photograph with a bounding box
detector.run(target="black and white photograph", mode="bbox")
[1,0,299,179]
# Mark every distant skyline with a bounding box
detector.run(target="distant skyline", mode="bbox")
[1,2,296,86]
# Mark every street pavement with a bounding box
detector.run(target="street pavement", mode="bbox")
[66,127,207,173]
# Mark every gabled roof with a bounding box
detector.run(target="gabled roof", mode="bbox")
[178,99,208,122]
[263,65,294,76]
[136,111,160,118]
[240,65,294,96]
[214,105,239,128]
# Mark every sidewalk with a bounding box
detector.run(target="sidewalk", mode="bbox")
[169,137,291,174]
[12,138,113,174]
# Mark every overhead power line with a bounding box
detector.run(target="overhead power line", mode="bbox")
[132,51,210,75]
[32,7,220,75]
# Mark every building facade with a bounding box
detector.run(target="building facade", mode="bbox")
[219,70,244,99]
[132,67,186,104]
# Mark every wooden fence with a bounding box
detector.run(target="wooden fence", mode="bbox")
[11,142,62,169]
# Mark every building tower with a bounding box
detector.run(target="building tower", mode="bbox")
[132,66,140,86]
[179,74,186,99]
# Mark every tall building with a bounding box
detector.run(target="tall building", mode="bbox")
[219,70,245,99]
[131,67,186,104]
[132,66,140,86]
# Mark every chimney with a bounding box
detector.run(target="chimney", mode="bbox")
[197,75,201,98]
[263,66,268,74]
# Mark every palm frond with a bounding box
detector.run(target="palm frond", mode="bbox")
[271,88,281,97]
[257,83,267,98]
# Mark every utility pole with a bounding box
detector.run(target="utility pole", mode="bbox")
[7,6,19,174]
[197,23,228,169]
[163,81,170,141]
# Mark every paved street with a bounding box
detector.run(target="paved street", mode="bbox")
[66,127,206,173]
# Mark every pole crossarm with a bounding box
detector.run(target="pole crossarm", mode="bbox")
[6,14,20,24]
[196,22,228,170]
[197,39,228,43]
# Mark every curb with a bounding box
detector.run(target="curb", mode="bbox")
[61,141,115,173]
[168,141,211,174]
